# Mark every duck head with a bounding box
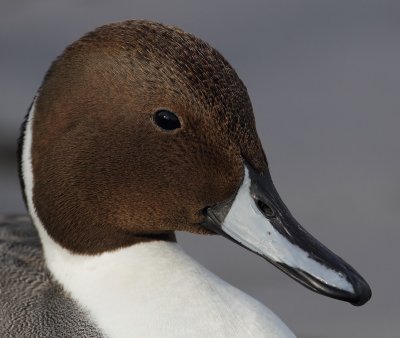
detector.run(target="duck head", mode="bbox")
[21,20,371,306]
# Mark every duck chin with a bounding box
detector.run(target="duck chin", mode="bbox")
[202,164,371,306]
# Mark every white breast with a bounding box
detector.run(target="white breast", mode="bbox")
[45,240,295,338]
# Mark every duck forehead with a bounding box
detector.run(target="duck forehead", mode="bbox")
[53,23,245,108]
[37,20,267,171]
[82,20,250,104]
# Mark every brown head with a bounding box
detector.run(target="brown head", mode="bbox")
[20,20,371,306]
[24,20,266,254]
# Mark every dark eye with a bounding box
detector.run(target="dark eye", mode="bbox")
[153,110,181,131]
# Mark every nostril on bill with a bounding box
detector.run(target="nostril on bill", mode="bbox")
[256,199,275,218]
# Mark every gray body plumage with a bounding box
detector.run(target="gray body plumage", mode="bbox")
[0,215,103,338]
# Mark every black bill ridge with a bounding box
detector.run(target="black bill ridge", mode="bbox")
[202,164,371,306]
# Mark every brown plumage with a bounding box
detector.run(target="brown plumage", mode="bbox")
[25,20,267,254]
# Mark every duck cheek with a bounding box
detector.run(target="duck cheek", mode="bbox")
[195,156,244,209]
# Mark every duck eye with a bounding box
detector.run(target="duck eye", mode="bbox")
[153,110,181,131]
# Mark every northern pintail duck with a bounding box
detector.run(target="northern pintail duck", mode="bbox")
[1,20,371,337]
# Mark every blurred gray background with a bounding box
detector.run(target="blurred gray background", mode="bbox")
[1,1,399,337]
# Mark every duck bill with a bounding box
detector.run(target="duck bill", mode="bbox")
[203,164,371,306]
